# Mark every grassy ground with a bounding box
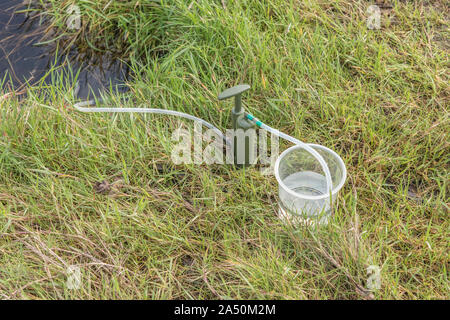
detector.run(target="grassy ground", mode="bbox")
[0,0,448,299]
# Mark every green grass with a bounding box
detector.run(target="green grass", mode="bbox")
[0,0,448,299]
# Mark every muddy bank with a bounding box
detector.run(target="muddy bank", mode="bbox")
[0,0,129,99]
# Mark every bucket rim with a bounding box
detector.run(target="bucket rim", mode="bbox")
[274,143,347,201]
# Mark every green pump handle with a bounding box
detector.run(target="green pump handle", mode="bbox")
[218,84,254,130]
[218,84,250,113]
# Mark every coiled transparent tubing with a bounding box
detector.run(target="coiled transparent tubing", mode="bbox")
[73,98,333,194]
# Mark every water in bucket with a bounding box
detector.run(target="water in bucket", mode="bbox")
[275,144,346,226]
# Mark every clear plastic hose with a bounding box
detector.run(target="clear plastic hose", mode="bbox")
[245,113,333,194]
[73,99,231,146]
[73,98,332,195]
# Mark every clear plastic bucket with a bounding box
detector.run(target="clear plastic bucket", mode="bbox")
[274,143,346,226]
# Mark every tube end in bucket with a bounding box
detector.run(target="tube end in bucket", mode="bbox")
[274,144,346,226]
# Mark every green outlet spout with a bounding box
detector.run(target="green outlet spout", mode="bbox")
[218,84,256,167]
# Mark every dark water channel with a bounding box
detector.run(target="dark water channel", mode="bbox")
[0,0,129,99]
